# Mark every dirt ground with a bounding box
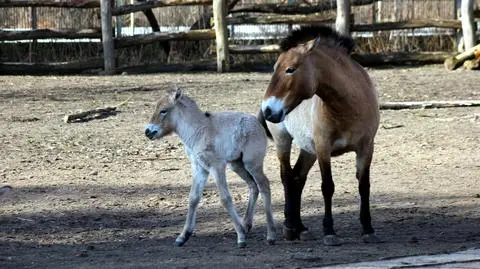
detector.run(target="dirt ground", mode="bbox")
[0,65,479,269]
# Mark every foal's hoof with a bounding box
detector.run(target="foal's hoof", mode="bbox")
[237,242,247,248]
[174,239,185,247]
[323,235,342,246]
[362,233,383,243]
[267,239,276,245]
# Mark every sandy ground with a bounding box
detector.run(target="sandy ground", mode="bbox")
[0,65,479,269]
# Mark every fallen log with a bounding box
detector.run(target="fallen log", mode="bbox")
[444,43,480,70]
[463,59,479,70]
[379,100,480,110]
[64,94,132,123]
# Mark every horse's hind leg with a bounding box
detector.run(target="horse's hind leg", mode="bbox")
[356,142,381,243]
[230,160,259,233]
[243,161,276,245]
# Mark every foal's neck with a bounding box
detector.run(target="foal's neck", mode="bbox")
[174,99,210,149]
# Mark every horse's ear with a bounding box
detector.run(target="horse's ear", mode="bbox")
[169,88,183,103]
[307,37,321,52]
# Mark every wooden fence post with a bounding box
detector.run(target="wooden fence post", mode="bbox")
[335,0,351,36]
[454,0,463,51]
[213,0,229,72]
[461,0,476,50]
[100,0,116,75]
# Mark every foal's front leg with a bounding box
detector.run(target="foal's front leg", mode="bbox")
[211,164,246,248]
[175,160,208,247]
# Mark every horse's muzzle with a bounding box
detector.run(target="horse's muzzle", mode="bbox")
[261,97,286,123]
[263,106,285,123]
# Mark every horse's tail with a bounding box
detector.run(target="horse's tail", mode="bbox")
[256,109,273,140]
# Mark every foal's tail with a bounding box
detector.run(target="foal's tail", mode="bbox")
[256,109,273,140]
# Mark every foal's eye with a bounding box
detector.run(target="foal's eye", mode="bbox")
[159,109,168,116]
[285,67,296,75]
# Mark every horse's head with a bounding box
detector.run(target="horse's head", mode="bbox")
[261,26,355,123]
[145,88,183,140]
[262,41,318,123]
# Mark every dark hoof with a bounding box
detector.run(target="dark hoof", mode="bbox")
[237,242,247,248]
[323,235,342,246]
[245,223,252,233]
[283,225,312,241]
[283,226,299,241]
[362,233,383,243]
[267,239,276,245]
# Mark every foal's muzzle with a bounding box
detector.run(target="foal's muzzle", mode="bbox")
[144,124,160,140]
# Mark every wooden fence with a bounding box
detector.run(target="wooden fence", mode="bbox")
[0,0,478,74]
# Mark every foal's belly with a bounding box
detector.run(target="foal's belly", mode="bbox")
[284,98,316,155]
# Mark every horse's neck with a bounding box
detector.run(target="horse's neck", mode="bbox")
[174,102,210,149]
[312,51,358,114]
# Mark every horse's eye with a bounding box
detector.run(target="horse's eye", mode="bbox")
[160,109,168,116]
[285,67,296,75]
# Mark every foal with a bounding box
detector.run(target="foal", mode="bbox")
[260,26,380,246]
[145,88,276,248]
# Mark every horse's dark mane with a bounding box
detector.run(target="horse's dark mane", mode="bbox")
[280,25,355,53]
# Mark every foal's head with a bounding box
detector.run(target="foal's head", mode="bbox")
[261,25,354,123]
[145,88,183,140]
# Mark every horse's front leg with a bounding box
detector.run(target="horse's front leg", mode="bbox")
[175,160,208,247]
[211,164,247,248]
[289,149,317,240]
[356,143,382,243]
[316,147,341,246]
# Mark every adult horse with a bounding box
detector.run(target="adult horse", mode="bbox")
[259,25,380,246]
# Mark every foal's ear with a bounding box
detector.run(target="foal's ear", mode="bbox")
[306,37,321,52]
[169,88,183,103]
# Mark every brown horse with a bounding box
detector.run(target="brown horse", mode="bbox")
[259,25,380,246]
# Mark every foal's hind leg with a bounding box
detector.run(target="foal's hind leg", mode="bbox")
[243,161,276,245]
[356,143,381,243]
[230,160,259,233]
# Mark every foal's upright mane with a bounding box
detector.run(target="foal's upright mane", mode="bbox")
[280,25,355,54]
